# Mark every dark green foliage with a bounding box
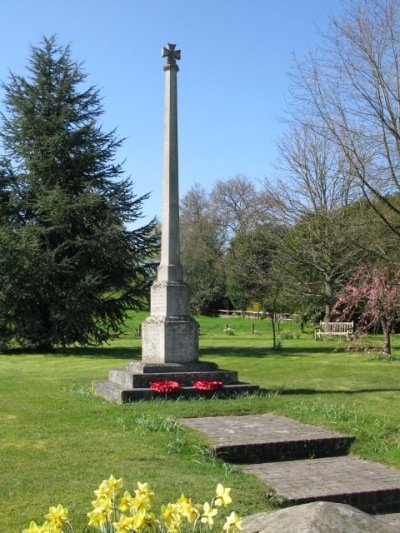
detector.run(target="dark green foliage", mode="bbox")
[226,225,278,310]
[180,184,226,314]
[0,36,159,350]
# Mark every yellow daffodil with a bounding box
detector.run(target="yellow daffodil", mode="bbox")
[94,482,111,500]
[176,495,199,523]
[118,490,134,512]
[223,511,243,531]
[132,492,152,512]
[215,484,232,507]
[113,513,139,533]
[143,512,158,531]
[161,502,177,521]
[135,482,154,501]
[201,502,218,528]
[131,509,147,530]
[23,474,241,533]
[37,521,59,533]
[161,502,182,531]
[104,475,123,493]
[44,504,68,528]
[131,483,154,512]
[22,522,42,533]
[177,494,191,505]
[91,494,112,512]
[87,507,108,528]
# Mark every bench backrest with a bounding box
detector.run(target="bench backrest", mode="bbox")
[319,322,353,333]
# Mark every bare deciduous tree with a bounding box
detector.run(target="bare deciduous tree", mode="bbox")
[210,174,270,239]
[267,124,366,320]
[289,0,400,236]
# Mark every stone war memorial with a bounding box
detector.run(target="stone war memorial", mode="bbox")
[94,44,258,402]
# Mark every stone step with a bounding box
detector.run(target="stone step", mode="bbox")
[109,368,238,388]
[93,380,259,403]
[181,414,354,463]
[376,512,400,529]
[125,361,219,373]
[180,414,400,517]
[243,456,400,514]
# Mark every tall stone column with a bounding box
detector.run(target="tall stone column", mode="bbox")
[158,44,182,283]
[141,44,199,364]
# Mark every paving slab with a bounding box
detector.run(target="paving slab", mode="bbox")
[376,512,400,529]
[243,456,400,513]
[181,414,354,462]
[181,413,400,520]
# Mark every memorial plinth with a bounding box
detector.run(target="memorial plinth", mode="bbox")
[93,43,258,402]
[141,280,199,364]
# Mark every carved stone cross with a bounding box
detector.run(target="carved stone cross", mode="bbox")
[161,43,181,66]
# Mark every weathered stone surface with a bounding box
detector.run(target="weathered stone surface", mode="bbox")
[242,502,398,533]
[126,361,219,373]
[109,368,238,388]
[158,44,181,284]
[148,281,190,317]
[181,415,354,463]
[244,455,400,512]
[140,42,198,366]
[92,380,258,403]
[142,315,199,364]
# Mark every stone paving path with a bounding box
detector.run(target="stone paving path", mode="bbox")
[181,414,400,528]
[182,414,354,462]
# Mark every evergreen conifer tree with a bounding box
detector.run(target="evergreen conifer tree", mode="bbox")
[0,36,159,351]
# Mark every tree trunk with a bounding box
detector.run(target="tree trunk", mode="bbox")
[271,314,278,350]
[381,320,391,356]
[324,279,333,323]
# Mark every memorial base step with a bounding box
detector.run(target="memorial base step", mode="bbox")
[93,379,258,403]
[93,362,259,403]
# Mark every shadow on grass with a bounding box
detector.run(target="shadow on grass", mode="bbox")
[2,342,337,359]
[200,345,337,358]
[56,346,142,359]
[258,387,400,395]
[2,345,142,360]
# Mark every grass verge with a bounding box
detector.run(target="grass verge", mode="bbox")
[1,312,400,531]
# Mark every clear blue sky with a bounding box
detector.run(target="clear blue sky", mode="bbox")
[0,0,343,223]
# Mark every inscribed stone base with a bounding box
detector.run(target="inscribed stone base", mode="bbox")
[142,315,199,364]
[150,280,190,316]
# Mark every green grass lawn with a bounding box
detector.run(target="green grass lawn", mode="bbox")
[2,312,400,531]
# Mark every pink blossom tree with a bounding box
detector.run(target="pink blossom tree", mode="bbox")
[333,268,400,356]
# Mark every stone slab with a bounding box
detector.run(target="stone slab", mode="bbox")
[126,361,219,373]
[181,414,354,462]
[179,413,400,519]
[376,512,400,529]
[93,380,259,403]
[243,456,400,513]
[241,501,398,533]
[109,368,239,388]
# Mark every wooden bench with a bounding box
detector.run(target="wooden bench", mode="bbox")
[314,321,354,340]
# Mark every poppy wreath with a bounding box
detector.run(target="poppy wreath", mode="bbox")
[193,380,224,390]
[150,380,181,393]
